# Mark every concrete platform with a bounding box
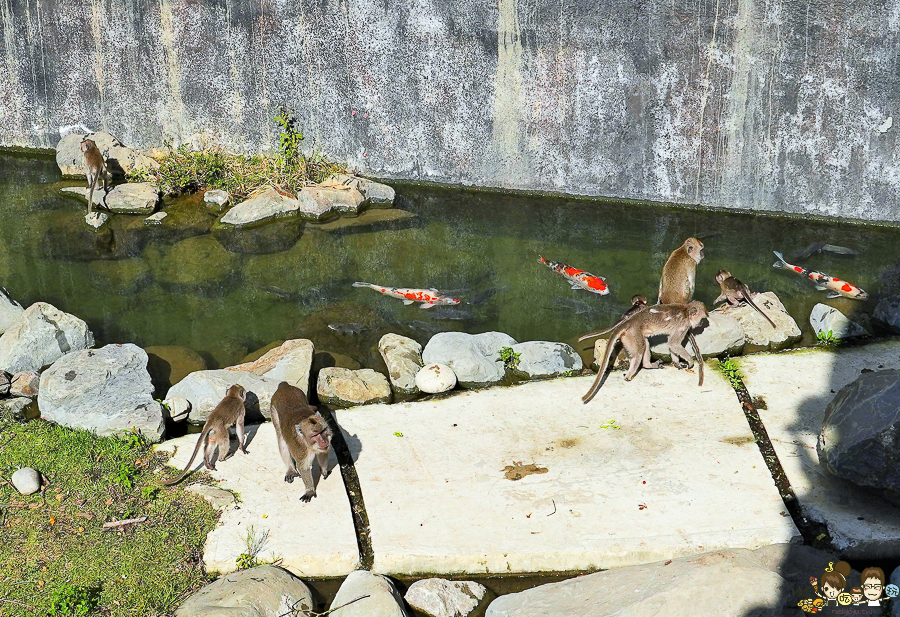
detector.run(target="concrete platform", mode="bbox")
[337,369,799,575]
[737,341,900,558]
[157,423,359,576]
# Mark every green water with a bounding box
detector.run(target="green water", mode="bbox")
[0,151,895,384]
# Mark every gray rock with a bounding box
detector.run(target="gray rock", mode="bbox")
[186,484,235,509]
[0,371,8,396]
[651,311,745,359]
[10,371,39,398]
[296,185,365,220]
[163,396,191,422]
[167,369,281,423]
[144,211,167,225]
[405,578,488,617]
[105,145,160,177]
[84,211,109,229]
[220,187,301,227]
[326,173,395,207]
[38,344,164,442]
[11,468,41,495]
[715,291,801,350]
[509,341,582,379]
[330,570,410,617]
[0,397,33,421]
[0,288,24,335]
[55,132,157,177]
[875,295,900,333]
[422,332,517,389]
[62,182,159,214]
[204,189,231,211]
[818,369,900,498]
[225,339,314,396]
[810,303,868,340]
[175,565,313,617]
[414,363,457,394]
[379,333,423,395]
[0,302,94,374]
[317,368,392,408]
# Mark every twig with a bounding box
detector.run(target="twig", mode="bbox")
[547,499,557,516]
[0,598,30,607]
[279,594,370,617]
[102,516,147,529]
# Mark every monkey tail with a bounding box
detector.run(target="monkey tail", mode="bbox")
[744,292,777,328]
[688,332,704,387]
[582,328,623,404]
[577,322,618,343]
[163,429,208,486]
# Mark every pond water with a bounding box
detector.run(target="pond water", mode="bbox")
[1,151,897,392]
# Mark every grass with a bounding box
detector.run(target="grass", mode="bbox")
[0,419,218,616]
[717,358,744,389]
[816,329,838,347]
[498,346,521,371]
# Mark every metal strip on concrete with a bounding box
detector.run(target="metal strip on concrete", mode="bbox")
[737,341,900,558]
[157,423,359,576]
[337,369,799,575]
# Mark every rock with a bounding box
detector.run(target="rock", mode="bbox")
[105,145,160,177]
[219,187,301,228]
[422,332,517,389]
[145,346,208,393]
[0,288,24,335]
[167,369,280,423]
[0,302,94,374]
[10,371,39,398]
[296,185,365,220]
[175,565,313,617]
[55,132,157,178]
[87,259,152,295]
[203,189,230,212]
[509,341,582,379]
[378,334,423,395]
[313,209,415,234]
[875,295,900,333]
[0,371,8,396]
[0,397,33,421]
[716,291,801,350]
[329,570,410,617]
[84,211,109,229]
[185,484,234,509]
[62,182,160,214]
[651,311,745,359]
[144,211,167,225]
[38,344,164,442]
[818,369,900,499]
[809,303,868,340]
[163,396,191,422]
[144,235,240,288]
[414,363,457,394]
[405,579,488,617]
[226,339,314,396]
[11,468,41,495]
[325,174,395,207]
[316,368,392,408]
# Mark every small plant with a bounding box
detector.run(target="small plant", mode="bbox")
[718,358,743,389]
[48,583,101,617]
[111,463,135,490]
[817,329,838,347]
[235,552,259,570]
[236,525,270,570]
[499,347,521,371]
[393,431,403,438]
[123,428,145,449]
[599,419,621,430]
[140,485,159,501]
[273,106,304,164]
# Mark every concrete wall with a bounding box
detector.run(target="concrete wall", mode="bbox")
[2,0,900,221]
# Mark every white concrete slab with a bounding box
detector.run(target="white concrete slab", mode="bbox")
[338,369,799,575]
[156,423,359,576]
[737,340,900,558]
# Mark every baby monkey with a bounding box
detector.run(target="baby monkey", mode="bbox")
[270,382,333,503]
[165,384,247,485]
[582,301,707,404]
[80,138,109,213]
[714,270,776,328]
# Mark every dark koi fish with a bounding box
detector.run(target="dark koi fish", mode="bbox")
[772,251,868,300]
[352,282,460,309]
[537,256,609,295]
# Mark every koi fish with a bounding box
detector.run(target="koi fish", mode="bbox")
[537,256,609,295]
[772,251,868,300]
[793,242,859,260]
[352,282,461,309]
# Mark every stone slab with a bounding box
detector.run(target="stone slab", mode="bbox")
[737,340,900,558]
[156,423,358,577]
[337,369,798,575]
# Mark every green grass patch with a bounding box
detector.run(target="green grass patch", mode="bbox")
[0,419,218,615]
[717,358,744,389]
[498,346,521,371]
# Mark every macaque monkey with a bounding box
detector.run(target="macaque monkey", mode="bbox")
[164,385,247,485]
[270,381,333,503]
[578,295,648,345]
[582,301,708,404]
[714,270,776,328]
[658,237,704,304]
[80,138,108,213]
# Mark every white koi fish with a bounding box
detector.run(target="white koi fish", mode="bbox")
[772,251,868,300]
[352,282,461,309]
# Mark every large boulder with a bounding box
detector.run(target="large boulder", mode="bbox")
[652,311,745,359]
[809,303,868,340]
[225,339,314,395]
[874,295,900,333]
[175,565,313,617]
[325,173,395,207]
[715,292,801,350]
[61,182,159,214]
[167,369,279,423]
[329,571,410,617]
[378,333,423,396]
[405,578,489,617]
[219,187,301,228]
[818,369,900,499]
[0,288,24,335]
[296,185,365,220]
[317,368,392,408]
[55,131,158,177]
[38,344,164,442]
[0,302,94,374]
[509,341,582,379]
[422,332,517,389]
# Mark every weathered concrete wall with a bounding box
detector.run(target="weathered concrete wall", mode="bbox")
[2,0,900,221]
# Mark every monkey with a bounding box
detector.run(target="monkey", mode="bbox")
[164,384,247,485]
[577,295,648,346]
[270,381,333,503]
[80,138,109,214]
[714,270,776,328]
[658,237,704,305]
[582,301,708,404]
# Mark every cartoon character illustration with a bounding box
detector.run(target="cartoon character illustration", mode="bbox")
[850,586,864,605]
[861,566,885,606]
[811,561,852,607]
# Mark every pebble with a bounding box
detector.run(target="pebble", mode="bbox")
[11,467,41,495]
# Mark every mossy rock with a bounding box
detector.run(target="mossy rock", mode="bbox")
[86,258,152,295]
[144,235,240,288]
[211,217,304,255]
[145,345,208,392]
[242,230,349,290]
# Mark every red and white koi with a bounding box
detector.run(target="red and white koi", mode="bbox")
[352,282,461,309]
[772,251,868,300]
[537,255,609,295]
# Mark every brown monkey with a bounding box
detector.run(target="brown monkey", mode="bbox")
[658,237,704,304]
[270,381,333,502]
[714,270,776,328]
[81,138,109,213]
[164,384,247,485]
[582,301,707,404]
[578,295,648,345]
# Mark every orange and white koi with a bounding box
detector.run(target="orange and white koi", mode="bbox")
[537,255,609,295]
[772,251,868,300]
[352,282,461,309]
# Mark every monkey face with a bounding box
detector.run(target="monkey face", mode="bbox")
[302,414,332,452]
[687,302,709,328]
[631,295,647,306]
[686,238,704,263]
[715,270,731,284]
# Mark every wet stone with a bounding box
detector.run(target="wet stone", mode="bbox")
[330,571,409,617]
